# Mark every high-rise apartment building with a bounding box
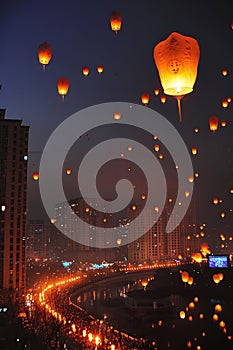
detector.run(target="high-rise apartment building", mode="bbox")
[0,109,29,314]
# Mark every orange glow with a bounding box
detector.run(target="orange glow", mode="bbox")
[214,304,222,313]
[97,65,104,74]
[160,95,166,104]
[66,168,72,175]
[221,120,227,127]
[82,66,89,76]
[110,11,122,33]
[221,69,228,76]
[191,147,198,155]
[114,112,121,120]
[38,42,52,70]
[57,78,69,100]
[154,144,160,152]
[154,88,160,95]
[222,100,228,108]
[33,172,39,181]
[141,93,150,105]
[209,116,218,132]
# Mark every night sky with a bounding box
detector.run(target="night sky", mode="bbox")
[0,0,232,248]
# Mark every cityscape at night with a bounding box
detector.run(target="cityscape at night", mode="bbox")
[0,1,232,349]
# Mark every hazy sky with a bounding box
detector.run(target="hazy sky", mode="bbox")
[0,0,232,245]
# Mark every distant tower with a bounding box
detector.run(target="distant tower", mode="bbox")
[0,109,29,315]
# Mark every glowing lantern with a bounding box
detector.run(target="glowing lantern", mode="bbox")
[141,280,148,288]
[141,93,150,105]
[114,112,121,120]
[213,274,220,285]
[187,276,194,285]
[209,116,218,132]
[153,32,200,122]
[193,252,202,263]
[213,314,219,321]
[154,88,160,95]
[189,302,195,309]
[227,97,231,103]
[160,95,166,104]
[158,153,164,159]
[33,172,39,181]
[132,205,137,211]
[181,271,189,283]
[219,321,225,328]
[38,42,52,71]
[221,120,227,127]
[222,100,228,108]
[214,304,222,313]
[179,310,186,319]
[191,147,197,155]
[218,273,224,281]
[57,78,69,100]
[97,65,104,74]
[213,197,219,205]
[82,67,89,76]
[66,168,72,175]
[110,11,122,34]
[154,144,160,152]
[221,69,228,76]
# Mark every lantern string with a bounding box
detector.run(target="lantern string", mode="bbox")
[177,98,182,123]
[175,95,184,123]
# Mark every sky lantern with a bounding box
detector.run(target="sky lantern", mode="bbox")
[160,95,166,104]
[222,100,228,108]
[110,11,122,34]
[191,147,198,155]
[214,304,223,313]
[38,42,52,71]
[213,197,219,205]
[114,112,121,120]
[66,168,72,175]
[213,274,221,285]
[181,271,189,284]
[221,69,228,76]
[221,120,227,127]
[141,93,150,105]
[153,32,200,122]
[97,65,104,74]
[154,144,160,152]
[179,310,186,319]
[154,88,160,95]
[209,116,218,132]
[82,66,89,76]
[57,78,69,100]
[33,172,39,181]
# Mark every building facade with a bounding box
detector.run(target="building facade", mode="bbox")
[0,109,29,314]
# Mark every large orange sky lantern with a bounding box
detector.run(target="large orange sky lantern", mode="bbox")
[153,32,200,122]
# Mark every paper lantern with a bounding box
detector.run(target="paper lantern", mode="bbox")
[82,67,89,76]
[33,172,39,181]
[141,93,150,105]
[209,116,218,132]
[57,78,69,100]
[154,32,200,122]
[97,65,104,74]
[38,42,52,71]
[110,11,122,34]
